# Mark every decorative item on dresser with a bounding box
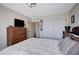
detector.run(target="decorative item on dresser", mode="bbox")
[65,26,71,33]
[7,26,27,46]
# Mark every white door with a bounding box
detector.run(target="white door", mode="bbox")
[39,19,65,39]
[27,22,35,38]
[40,20,54,39]
[53,19,65,39]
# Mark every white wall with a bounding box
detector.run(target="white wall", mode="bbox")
[69,4,79,30]
[33,13,70,39]
[0,5,32,50]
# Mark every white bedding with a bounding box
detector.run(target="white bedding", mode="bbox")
[0,38,62,55]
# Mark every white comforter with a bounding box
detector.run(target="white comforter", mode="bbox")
[0,38,62,55]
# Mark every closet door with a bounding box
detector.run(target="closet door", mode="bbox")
[40,20,53,39]
[39,19,65,39]
[53,19,65,39]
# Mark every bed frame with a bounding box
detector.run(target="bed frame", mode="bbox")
[7,26,27,46]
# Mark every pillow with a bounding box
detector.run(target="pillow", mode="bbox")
[71,34,79,37]
[65,41,79,55]
[70,34,79,42]
[58,37,74,54]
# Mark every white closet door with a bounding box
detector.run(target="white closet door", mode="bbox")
[40,20,53,39]
[53,19,65,39]
[39,19,65,39]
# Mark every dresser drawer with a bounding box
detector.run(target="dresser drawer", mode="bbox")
[14,28,26,34]
[14,34,26,39]
[12,38,26,45]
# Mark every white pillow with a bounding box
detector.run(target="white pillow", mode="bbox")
[71,34,79,37]
[70,34,79,42]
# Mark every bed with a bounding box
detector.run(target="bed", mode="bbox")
[1,26,79,55]
[0,38,62,55]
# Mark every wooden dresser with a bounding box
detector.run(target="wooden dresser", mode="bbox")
[7,26,27,46]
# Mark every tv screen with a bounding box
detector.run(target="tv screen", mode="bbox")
[14,19,24,27]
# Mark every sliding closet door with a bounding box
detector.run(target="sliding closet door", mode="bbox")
[53,19,65,39]
[39,19,65,39]
[40,20,54,39]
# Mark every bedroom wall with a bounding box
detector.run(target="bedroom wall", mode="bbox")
[0,5,32,50]
[32,13,70,39]
[69,4,79,30]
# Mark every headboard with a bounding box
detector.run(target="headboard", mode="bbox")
[72,26,79,35]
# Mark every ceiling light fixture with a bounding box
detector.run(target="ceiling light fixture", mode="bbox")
[26,3,37,8]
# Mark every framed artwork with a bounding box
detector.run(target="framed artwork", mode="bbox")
[71,15,75,23]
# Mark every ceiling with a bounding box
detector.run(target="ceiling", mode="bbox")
[1,3,75,19]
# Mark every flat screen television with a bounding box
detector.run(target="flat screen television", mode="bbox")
[14,19,24,27]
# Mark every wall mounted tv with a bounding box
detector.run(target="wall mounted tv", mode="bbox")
[14,18,24,27]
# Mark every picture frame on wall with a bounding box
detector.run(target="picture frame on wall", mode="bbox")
[71,15,75,23]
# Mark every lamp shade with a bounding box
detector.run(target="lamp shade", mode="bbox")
[65,26,71,33]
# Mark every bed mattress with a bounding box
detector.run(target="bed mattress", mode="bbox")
[0,38,62,55]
